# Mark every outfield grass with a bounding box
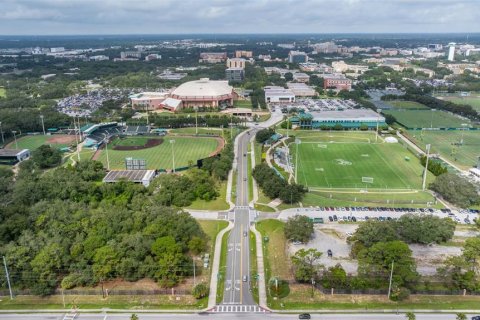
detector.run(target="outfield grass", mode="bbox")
[293,139,430,189]
[388,100,429,110]
[406,130,480,170]
[383,109,474,129]
[170,127,226,136]
[97,136,220,170]
[6,135,74,151]
[435,94,480,112]
[111,136,150,147]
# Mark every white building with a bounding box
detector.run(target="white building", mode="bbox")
[448,43,456,62]
[287,83,316,97]
[264,86,295,104]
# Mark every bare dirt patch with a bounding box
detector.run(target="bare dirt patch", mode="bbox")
[47,135,77,144]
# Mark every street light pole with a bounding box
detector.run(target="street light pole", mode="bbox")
[422,144,431,191]
[105,139,110,170]
[40,115,46,135]
[376,109,382,143]
[0,122,4,145]
[170,139,176,173]
[387,260,395,299]
[195,106,198,135]
[12,131,18,149]
[295,138,301,183]
[430,109,435,129]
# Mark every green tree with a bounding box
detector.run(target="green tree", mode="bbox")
[463,237,480,275]
[430,173,480,208]
[130,314,139,320]
[291,248,323,282]
[31,145,62,168]
[284,215,314,243]
[284,72,293,82]
[405,312,416,320]
[255,128,275,143]
[321,264,347,289]
[192,283,209,299]
[456,313,467,320]
[358,241,418,288]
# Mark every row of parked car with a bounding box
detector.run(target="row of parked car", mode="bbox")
[301,206,480,215]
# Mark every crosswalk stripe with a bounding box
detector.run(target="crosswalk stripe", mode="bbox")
[213,305,266,313]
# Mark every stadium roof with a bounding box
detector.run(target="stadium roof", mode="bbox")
[0,149,29,157]
[171,78,233,99]
[309,109,384,121]
[129,92,168,100]
[103,170,156,187]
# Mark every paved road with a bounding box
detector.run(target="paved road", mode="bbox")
[223,129,256,306]
[0,312,478,320]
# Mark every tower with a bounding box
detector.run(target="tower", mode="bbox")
[448,43,456,62]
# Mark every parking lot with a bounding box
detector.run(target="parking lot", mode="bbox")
[278,206,479,225]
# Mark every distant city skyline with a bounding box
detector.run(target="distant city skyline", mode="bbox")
[0,0,479,35]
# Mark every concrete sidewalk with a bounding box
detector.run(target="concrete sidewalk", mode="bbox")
[251,224,267,309]
[208,221,234,308]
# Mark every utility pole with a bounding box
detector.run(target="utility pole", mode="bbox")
[295,138,301,183]
[170,139,176,173]
[195,106,198,135]
[40,114,46,135]
[73,118,81,162]
[3,256,13,300]
[422,144,431,191]
[387,260,394,299]
[193,259,196,287]
[376,109,382,143]
[12,131,18,149]
[105,139,110,170]
[0,122,4,145]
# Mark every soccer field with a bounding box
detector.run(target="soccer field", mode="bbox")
[97,136,221,170]
[387,100,429,110]
[435,94,480,112]
[383,109,473,129]
[406,130,480,169]
[294,138,428,190]
[6,135,76,150]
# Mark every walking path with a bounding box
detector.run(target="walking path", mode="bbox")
[208,221,234,308]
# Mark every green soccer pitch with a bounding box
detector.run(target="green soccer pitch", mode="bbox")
[97,136,222,170]
[383,109,474,129]
[292,134,428,190]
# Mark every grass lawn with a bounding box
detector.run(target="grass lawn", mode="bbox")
[256,220,291,281]
[198,220,229,283]
[216,230,230,304]
[270,286,480,310]
[383,109,474,129]
[0,294,202,310]
[0,87,6,98]
[6,135,74,151]
[293,139,431,190]
[111,136,150,147]
[277,129,377,143]
[97,136,220,170]
[234,99,253,109]
[187,181,229,211]
[169,127,226,137]
[406,130,480,170]
[387,100,429,110]
[435,94,480,112]
[249,231,259,304]
[301,190,443,209]
[248,143,254,203]
[254,203,276,212]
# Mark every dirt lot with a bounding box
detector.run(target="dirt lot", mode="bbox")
[47,135,77,144]
[287,223,477,276]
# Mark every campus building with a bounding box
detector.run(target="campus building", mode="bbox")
[0,149,30,165]
[287,83,316,97]
[323,74,352,91]
[235,50,253,58]
[264,86,295,104]
[199,52,227,63]
[226,58,246,69]
[129,92,169,111]
[226,68,245,82]
[170,78,235,108]
[288,51,308,63]
[289,109,385,129]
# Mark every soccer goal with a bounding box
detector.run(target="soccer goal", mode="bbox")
[317,144,327,148]
[362,177,374,184]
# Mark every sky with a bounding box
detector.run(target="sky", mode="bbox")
[0,0,479,35]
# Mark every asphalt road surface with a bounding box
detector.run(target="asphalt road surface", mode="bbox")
[0,312,478,320]
[223,128,257,306]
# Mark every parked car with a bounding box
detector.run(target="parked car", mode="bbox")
[328,216,333,222]
[299,314,311,320]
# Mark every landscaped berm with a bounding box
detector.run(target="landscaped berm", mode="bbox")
[291,131,432,190]
[96,135,224,170]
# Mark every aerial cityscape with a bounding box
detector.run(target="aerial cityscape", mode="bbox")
[0,1,480,320]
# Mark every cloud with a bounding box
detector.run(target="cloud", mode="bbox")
[0,0,479,34]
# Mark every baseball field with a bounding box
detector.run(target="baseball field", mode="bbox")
[6,134,76,150]
[96,135,223,170]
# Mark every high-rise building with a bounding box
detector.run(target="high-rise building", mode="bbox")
[288,51,308,63]
[225,68,245,82]
[226,58,246,69]
[448,43,456,62]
